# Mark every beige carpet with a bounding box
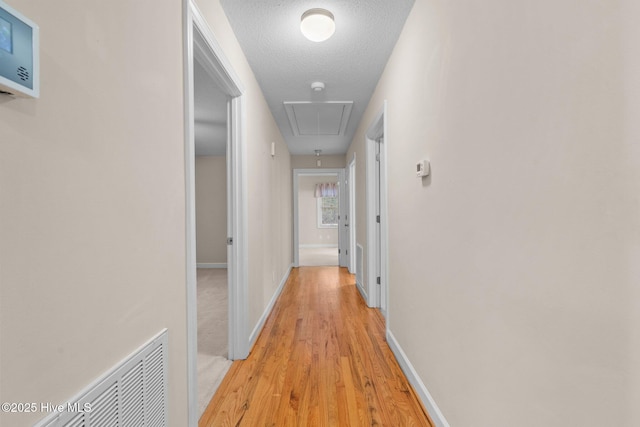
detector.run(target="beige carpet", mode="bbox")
[197,268,232,417]
[299,247,339,266]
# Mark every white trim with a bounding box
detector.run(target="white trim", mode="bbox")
[191,10,243,96]
[249,264,293,348]
[184,2,249,425]
[380,116,390,319]
[293,168,345,267]
[365,113,378,308]
[356,278,367,303]
[365,101,388,311]
[196,263,228,269]
[387,330,450,427]
[283,101,353,136]
[355,243,366,301]
[348,153,356,274]
[183,7,198,424]
[299,244,338,249]
[338,168,348,268]
[228,96,249,361]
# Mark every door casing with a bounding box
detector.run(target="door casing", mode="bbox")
[293,168,347,268]
[183,2,249,425]
[348,154,357,274]
[365,101,389,319]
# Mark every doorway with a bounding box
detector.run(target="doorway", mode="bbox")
[365,102,389,317]
[193,59,231,417]
[293,168,347,268]
[184,2,249,425]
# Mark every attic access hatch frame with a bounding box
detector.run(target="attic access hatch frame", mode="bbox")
[284,101,353,137]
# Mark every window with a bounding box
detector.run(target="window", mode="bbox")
[317,196,338,228]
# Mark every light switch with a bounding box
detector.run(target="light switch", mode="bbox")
[417,160,430,177]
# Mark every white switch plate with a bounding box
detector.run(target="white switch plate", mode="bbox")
[417,160,430,177]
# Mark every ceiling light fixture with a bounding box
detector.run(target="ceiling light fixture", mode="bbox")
[315,149,322,167]
[300,8,335,42]
[311,81,325,92]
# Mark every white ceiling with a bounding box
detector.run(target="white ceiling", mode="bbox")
[219,0,415,155]
[194,59,227,156]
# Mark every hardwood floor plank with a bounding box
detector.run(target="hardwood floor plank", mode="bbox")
[200,266,434,426]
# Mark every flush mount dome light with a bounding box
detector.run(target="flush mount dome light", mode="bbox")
[300,8,335,42]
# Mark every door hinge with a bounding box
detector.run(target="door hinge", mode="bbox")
[227,237,233,245]
[345,249,348,255]
[376,215,381,223]
[338,249,341,254]
[376,276,381,285]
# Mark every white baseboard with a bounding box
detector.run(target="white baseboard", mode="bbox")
[249,264,293,348]
[196,263,227,269]
[386,330,450,427]
[356,280,368,303]
[299,244,338,248]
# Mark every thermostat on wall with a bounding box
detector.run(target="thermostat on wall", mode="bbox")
[0,0,39,98]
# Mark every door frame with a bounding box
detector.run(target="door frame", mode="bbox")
[184,1,249,425]
[348,154,357,274]
[293,168,346,267]
[365,101,389,316]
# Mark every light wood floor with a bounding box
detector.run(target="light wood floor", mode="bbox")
[199,266,434,426]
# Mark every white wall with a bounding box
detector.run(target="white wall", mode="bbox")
[347,0,640,426]
[0,0,293,425]
[0,1,188,425]
[193,0,293,332]
[298,176,339,247]
[291,154,346,169]
[195,156,227,264]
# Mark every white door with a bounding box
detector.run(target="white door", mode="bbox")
[348,158,356,274]
[338,169,348,268]
[225,100,235,350]
[376,137,387,314]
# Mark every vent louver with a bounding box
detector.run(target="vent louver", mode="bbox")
[35,329,168,427]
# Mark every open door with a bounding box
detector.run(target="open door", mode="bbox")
[347,155,356,274]
[339,168,348,268]
[365,101,388,317]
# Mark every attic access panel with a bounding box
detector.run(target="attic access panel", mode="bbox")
[284,101,353,137]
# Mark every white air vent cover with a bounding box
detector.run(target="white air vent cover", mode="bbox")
[284,101,353,137]
[35,329,168,427]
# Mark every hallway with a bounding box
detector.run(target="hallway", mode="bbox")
[199,266,432,426]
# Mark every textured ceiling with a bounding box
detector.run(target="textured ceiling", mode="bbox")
[194,59,227,156]
[220,0,415,155]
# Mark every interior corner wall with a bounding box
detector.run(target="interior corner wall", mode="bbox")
[195,156,227,264]
[347,0,640,426]
[193,0,293,333]
[0,1,188,425]
[298,176,339,247]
